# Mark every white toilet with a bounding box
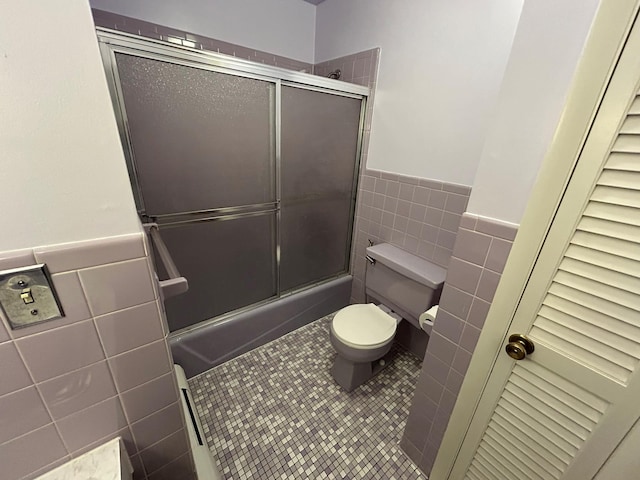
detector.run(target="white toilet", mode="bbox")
[330,243,446,391]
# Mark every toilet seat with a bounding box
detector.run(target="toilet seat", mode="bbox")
[332,304,397,350]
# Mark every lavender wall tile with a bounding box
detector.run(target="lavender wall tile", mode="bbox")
[400,438,422,465]
[79,258,155,316]
[419,179,443,190]
[147,452,193,480]
[70,426,135,458]
[0,386,51,444]
[399,184,415,201]
[404,236,419,254]
[459,324,482,353]
[446,258,482,294]
[439,285,473,321]
[468,298,491,329]
[420,225,439,243]
[417,242,435,260]
[423,353,450,386]
[121,373,178,423]
[38,361,117,420]
[459,213,477,230]
[56,396,128,452]
[25,456,73,480]
[427,332,457,365]
[436,230,456,250]
[453,229,492,266]
[442,183,472,196]
[419,442,438,474]
[434,309,465,344]
[409,204,427,222]
[386,182,401,197]
[440,212,461,233]
[96,302,164,357]
[396,200,411,217]
[475,216,518,241]
[131,454,147,480]
[383,197,398,214]
[416,372,444,405]
[476,269,502,302]
[452,347,473,375]
[425,208,443,227]
[17,319,104,382]
[485,238,513,273]
[413,187,430,205]
[407,220,422,238]
[0,316,9,343]
[0,342,32,396]
[140,429,189,474]
[445,369,465,396]
[131,402,184,451]
[444,194,468,215]
[394,215,409,232]
[0,424,67,480]
[0,248,35,271]
[404,401,433,452]
[374,178,387,194]
[109,340,172,393]
[34,234,144,273]
[428,190,447,209]
[432,247,453,269]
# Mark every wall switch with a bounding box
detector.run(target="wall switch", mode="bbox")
[0,264,64,329]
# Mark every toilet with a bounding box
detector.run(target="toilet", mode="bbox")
[330,243,446,391]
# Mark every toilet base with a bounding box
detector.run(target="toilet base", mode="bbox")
[330,349,395,392]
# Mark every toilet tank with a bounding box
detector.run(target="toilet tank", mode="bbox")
[365,243,446,327]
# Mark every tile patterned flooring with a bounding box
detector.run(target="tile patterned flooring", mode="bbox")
[189,314,427,479]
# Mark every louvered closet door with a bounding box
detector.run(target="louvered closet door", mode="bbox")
[453,16,640,480]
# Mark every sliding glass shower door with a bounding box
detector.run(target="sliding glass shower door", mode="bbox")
[280,86,362,291]
[101,35,366,333]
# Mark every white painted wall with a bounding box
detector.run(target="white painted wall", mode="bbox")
[89,0,317,63]
[0,0,140,252]
[467,0,601,224]
[315,0,523,185]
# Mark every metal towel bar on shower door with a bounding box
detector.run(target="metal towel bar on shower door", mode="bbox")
[144,223,189,299]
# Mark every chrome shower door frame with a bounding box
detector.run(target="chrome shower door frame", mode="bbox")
[97,29,369,336]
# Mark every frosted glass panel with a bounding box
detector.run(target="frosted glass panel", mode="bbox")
[281,87,361,200]
[280,196,353,291]
[281,86,362,291]
[155,214,277,331]
[115,53,275,215]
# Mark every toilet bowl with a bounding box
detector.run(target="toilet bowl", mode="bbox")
[330,303,398,362]
[329,243,446,392]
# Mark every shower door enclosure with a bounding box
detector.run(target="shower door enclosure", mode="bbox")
[99,31,367,334]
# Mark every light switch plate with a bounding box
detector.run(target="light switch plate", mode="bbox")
[0,264,64,329]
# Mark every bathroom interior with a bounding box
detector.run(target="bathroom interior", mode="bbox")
[3,0,640,479]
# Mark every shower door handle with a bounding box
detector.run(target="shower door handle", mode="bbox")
[144,223,189,300]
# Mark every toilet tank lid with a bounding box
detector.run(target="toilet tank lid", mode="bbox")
[366,243,447,289]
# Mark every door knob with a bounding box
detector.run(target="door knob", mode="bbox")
[505,334,535,360]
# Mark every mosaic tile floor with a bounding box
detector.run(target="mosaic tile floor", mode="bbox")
[189,314,427,480]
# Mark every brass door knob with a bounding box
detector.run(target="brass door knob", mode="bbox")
[505,334,535,360]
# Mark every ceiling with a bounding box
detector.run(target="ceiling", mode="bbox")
[302,0,326,4]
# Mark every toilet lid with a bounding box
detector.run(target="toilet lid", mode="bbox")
[332,304,397,348]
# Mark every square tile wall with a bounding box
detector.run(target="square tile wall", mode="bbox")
[400,212,517,475]
[350,170,472,303]
[92,9,314,73]
[0,233,195,480]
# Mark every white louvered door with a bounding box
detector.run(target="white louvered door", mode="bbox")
[449,11,640,480]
